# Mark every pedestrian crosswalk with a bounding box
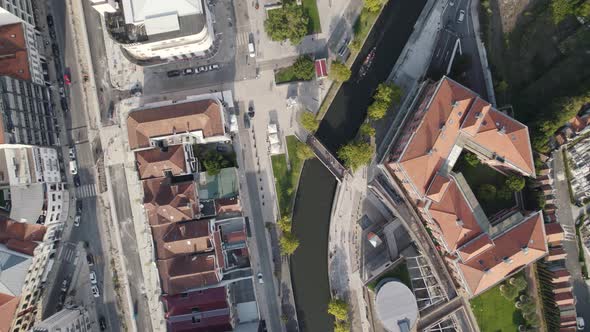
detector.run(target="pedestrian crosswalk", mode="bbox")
[75,184,97,199]
[562,224,576,241]
[60,244,78,263]
[236,31,249,46]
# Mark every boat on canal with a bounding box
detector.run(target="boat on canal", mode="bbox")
[357,47,376,80]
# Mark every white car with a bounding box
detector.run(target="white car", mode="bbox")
[257,273,263,284]
[68,146,76,160]
[74,215,81,227]
[69,160,78,175]
[89,271,97,285]
[91,285,100,298]
[457,9,465,23]
[248,42,256,58]
[577,317,585,330]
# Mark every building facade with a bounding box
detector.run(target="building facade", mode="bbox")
[31,307,91,332]
[0,0,34,26]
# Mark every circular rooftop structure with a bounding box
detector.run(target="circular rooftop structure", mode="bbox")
[375,280,419,332]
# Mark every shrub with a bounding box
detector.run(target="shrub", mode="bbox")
[277,216,292,233]
[505,175,526,192]
[359,123,376,138]
[203,151,230,175]
[327,299,349,321]
[464,152,480,167]
[292,56,315,80]
[329,61,352,82]
[279,231,300,255]
[299,112,319,132]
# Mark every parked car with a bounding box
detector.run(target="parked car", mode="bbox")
[248,106,255,118]
[63,70,71,85]
[74,214,81,227]
[99,316,107,331]
[257,273,263,284]
[167,70,181,77]
[211,64,220,70]
[248,42,256,58]
[73,174,81,187]
[69,160,78,175]
[47,15,54,27]
[61,279,68,292]
[86,254,94,266]
[197,66,207,72]
[183,68,194,75]
[69,146,76,160]
[89,271,97,284]
[457,9,465,23]
[577,317,585,330]
[91,285,100,298]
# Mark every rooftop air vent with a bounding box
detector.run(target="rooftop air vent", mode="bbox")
[475,112,482,119]
[451,100,459,108]
[456,218,464,227]
[498,126,506,134]
[502,256,513,264]
[521,245,529,254]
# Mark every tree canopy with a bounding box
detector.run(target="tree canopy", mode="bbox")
[478,184,497,201]
[292,56,315,80]
[299,112,319,132]
[295,142,315,160]
[367,82,402,120]
[550,0,578,24]
[338,141,374,171]
[203,151,230,175]
[363,0,385,12]
[264,4,309,44]
[333,321,350,332]
[327,299,349,321]
[359,123,376,138]
[277,216,292,233]
[279,231,300,255]
[464,152,480,167]
[329,61,352,82]
[505,175,526,192]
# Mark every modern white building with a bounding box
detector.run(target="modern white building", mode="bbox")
[0,0,34,26]
[0,144,67,230]
[117,0,215,61]
[31,307,92,332]
[88,0,117,14]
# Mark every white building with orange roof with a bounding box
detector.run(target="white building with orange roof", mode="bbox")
[385,77,548,297]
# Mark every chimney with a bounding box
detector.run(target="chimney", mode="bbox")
[475,112,482,119]
[502,256,513,264]
[498,125,506,134]
[451,100,459,108]
[521,245,529,254]
[456,218,463,227]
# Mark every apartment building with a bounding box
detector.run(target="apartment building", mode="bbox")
[127,98,259,331]
[385,77,548,296]
[0,0,34,26]
[31,307,92,332]
[0,21,57,146]
[106,0,215,61]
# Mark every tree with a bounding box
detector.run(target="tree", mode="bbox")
[551,0,577,24]
[359,123,375,138]
[499,284,519,300]
[478,184,497,201]
[497,186,513,200]
[464,152,480,167]
[350,39,362,52]
[292,56,315,80]
[367,100,389,120]
[577,1,590,18]
[277,216,292,233]
[264,4,309,44]
[363,0,384,12]
[334,320,350,332]
[509,276,528,292]
[295,142,315,160]
[329,61,351,82]
[299,112,319,132]
[327,299,349,321]
[203,151,230,175]
[279,231,300,255]
[505,175,526,192]
[338,141,374,171]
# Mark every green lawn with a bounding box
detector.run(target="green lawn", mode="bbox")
[471,284,525,332]
[271,136,309,216]
[367,263,411,291]
[275,66,301,84]
[302,0,321,33]
[454,155,516,216]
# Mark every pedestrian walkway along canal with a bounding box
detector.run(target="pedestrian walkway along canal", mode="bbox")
[289,0,428,331]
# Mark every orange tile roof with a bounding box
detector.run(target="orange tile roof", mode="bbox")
[467,108,534,175]
[545,223,565,244]
[215,197,241,215]
[127,99,225,150]
[143,177,199,226]
[426,174,451,202]
[152,219,213,260]
[456,234,494,262]
[457,212,546,296]
[0,23,31,82]
[135,145,187,180]
[157,254,220,295]
[0,217,46,242]
[0,293,18,332]
[428,179,482,251]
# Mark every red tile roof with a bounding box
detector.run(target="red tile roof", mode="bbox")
[143,177,199,226]
[0,217,46,255]
[456,212,547,295]
[163,287,228,317]
[0,23,31,82]
[127,99,225,150]
[157,254,221,295]
[0,293,19,332]
[152,219,213,260]
[215,197,241,216]
[136,145,187,180]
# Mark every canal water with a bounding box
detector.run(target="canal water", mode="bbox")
[289,0,428,331]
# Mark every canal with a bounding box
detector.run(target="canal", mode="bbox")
[289,0,428,331]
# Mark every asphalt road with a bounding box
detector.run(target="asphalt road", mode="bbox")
[552,150,590,323]
[108,164,153,332]
[39,1,123,330]
[236,110,282,332]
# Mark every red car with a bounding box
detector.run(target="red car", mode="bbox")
[63,73,71,85]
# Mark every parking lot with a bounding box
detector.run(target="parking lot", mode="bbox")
[142,0,257,95]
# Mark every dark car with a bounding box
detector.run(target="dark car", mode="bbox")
[52,44,60,57]
[47,15,54,27]
[60,98,68,112]
[86,254,94,266]
[99,316,107,330]
[76,200,82,213]
[166,70,181,77]
[248,106,255,118]
[73,174,81,187]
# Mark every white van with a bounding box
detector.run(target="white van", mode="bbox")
[248,42,255,58]
[69,160,78,175]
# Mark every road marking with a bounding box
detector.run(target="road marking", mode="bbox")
[236,32,249,46]
[75,184,97,198]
